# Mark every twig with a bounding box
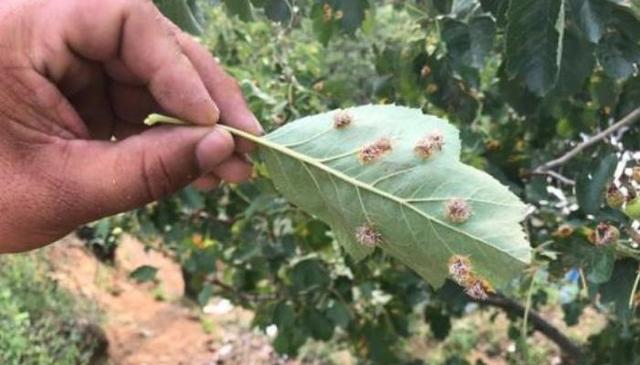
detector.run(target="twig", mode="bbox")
[520,268,538,359]
[579,268,589,298]
[521,270,538,339]
[535,106,640,173]
[628,265,640,309]
[615,241,640,261]
[477,293,584,362]
[531,170,576,186]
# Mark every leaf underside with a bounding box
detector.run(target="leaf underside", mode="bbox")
[260,105,531,289]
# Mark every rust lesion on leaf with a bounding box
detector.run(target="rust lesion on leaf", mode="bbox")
[355,223,383,247]
[448,254,495,301]
[358,138,392,164]
[448,255,472,282]
[333,109,353,129]
[463,277,495,301]
[593,222,620,246]
[444,198,472,224]
[414,130,444,159]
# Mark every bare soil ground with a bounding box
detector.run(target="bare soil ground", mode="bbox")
[44,235,606,365]
[47,235,294,365]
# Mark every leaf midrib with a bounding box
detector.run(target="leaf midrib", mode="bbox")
[222,125,527,263]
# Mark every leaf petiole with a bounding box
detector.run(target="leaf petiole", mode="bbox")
[144,113,267,145]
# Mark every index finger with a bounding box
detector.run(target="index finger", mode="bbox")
[60,0,219,126]
[177,32,263,153]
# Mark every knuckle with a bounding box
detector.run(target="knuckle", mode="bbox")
[139,149,175,202]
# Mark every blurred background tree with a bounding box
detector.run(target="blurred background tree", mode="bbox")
[80,0,640,363]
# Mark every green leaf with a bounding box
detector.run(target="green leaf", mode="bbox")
[599,258,638,325]
[450,0,479,19]
[562,301,586,326]
[326,301,352,328]
[432,0,453,14]
[273,325,308,355]
[424,305,452,340]
[587,248,615,284]
[618,75,640,117]
[610,3,640,41]
[506,0,566,96]
[263,0,291,23]
[231,105,530,289]
[590,72,620,110]
[576,153,618,215]
[468,16,496,69]
[569,0,609,43]
[597,32,640,80]
[362,322,399,363]
[480,0,508,26]
[273,301,295,328]
[290,259,330,292]
[552,28,595,96]
[416,54,480,122]
[223,0,254,21]
[197,286,214,307]
[441,16,495,71]
[311,3,336,45]
[302,308,335,340]
[336,0,369,34]
[154,0,203,35]
[180,187,205,211]
[441,18,471,67]
[129,265,158,283]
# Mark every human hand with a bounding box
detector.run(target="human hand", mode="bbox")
[0,0,262,252]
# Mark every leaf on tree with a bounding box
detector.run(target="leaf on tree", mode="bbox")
[569,0,609,43]
[240,105,531,289]
[154,0,203,35]
[599,258,638,325]
[263,0,291,23]
[597,32,640,80]
[576,153,618,215]
[505,0,566,96]
[223,0,254,21]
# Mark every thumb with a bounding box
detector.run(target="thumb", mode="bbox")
[60,125,234,222]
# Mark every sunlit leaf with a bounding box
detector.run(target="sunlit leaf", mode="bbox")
[228,105,532,289]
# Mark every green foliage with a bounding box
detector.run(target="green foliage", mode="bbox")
[0,254,103,365]
[121,0,640,362]
[129,265,159,283]
[505,0,565,96]
[576,153,618,215]
[154,0,203,34]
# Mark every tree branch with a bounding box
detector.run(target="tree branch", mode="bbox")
[535,106,640,173]
[478,293,584,363]
[531,170,576,186]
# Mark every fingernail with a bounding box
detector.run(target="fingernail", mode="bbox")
[251,114,264,135]
[208,102,221,124]
[195,127,234,174]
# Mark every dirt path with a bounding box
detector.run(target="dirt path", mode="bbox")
[47,235,292,365]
